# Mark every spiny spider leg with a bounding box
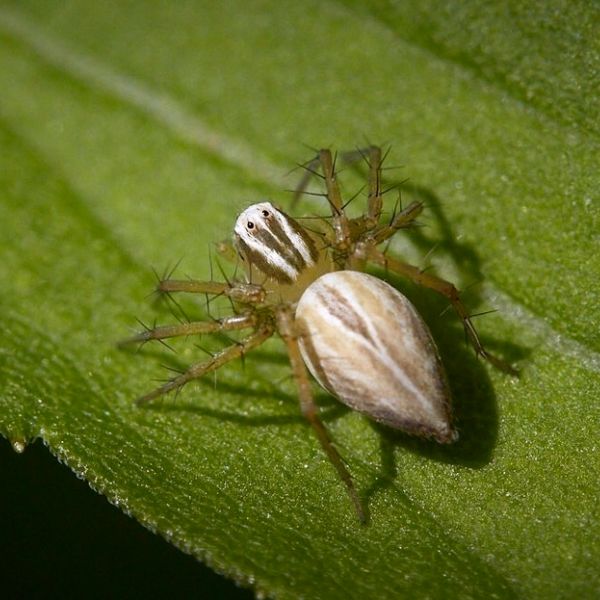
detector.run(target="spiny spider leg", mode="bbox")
[119,313,257,346]
[370,199,424,245]
[157,279,266,304]
[295,145,383,224]
[318,149,352,250]
[137,325,274,405]
[368,247,517,375]
[293,147,370,206]
[365,145,383,224]
[277,307,366,523]
[324,144,384,224]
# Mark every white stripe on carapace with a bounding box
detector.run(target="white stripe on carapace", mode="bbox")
[234,202,315,280]
[276,208,315,265]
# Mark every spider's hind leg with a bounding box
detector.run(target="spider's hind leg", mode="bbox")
[369,248,517,375]
[277,306,366,523]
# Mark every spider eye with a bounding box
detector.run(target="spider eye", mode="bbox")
[247,221,255,229]
[261,209,270,217]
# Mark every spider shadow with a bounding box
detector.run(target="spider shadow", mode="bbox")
[360,306,502,512]
[400,182,486,302]
[353,181,529,514]
[123,343,348,427]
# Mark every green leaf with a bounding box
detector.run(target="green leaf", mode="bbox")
[0,1,598,598]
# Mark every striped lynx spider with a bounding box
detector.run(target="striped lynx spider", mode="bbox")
[123,147,515,522]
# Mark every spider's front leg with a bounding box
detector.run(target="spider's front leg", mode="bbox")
[369,200,424,245]
[120,277,273,403]
[276,306,366,523]
[368,247,517,375]
[157,278,266,305]
[305,146,424,253]
[317,149,352,251]
[119,278,266,346]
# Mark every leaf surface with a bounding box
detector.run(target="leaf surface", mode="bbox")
[0,1,598,598]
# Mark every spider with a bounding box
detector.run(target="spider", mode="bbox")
[121,146,515,522]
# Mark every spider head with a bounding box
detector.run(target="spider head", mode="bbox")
[234,202,320,285]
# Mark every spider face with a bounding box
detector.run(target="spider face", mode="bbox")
[123,146,515,522]
[234,202,329,300]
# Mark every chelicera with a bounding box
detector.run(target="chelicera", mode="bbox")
[122,147,515,522]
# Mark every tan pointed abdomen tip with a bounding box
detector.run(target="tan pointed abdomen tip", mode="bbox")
[296,271,456,443]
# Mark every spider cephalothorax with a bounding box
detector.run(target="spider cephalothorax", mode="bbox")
[233,201,331,303]
[122,146,515,522]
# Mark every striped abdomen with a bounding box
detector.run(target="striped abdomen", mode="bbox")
[296,271,456,443]
[234,202,319,285]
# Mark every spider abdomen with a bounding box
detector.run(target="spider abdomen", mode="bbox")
[296,271,456,443]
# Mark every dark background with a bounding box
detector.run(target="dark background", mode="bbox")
[0,437,253,598]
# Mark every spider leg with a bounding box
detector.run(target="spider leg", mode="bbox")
[277,307,366,523]
[334,145,389,225]
[157,279,266,305]
[294,146,385,251]
[364,145,383,224]
[119,313,257,346]
[370,200,424,245]
[294,147,371,204]
[291,148,351,256]
[320,150,361,259]
[136,325,274,405]
[368,247,517,375]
